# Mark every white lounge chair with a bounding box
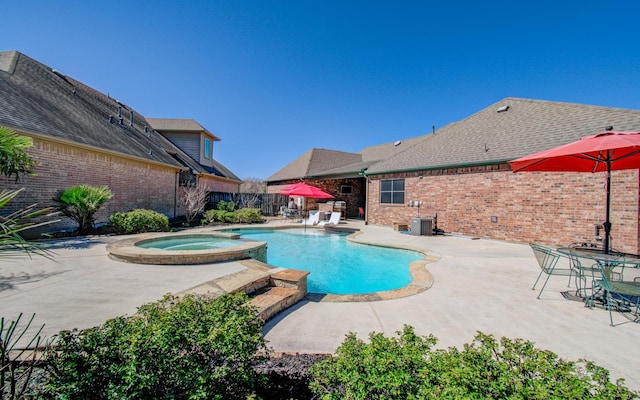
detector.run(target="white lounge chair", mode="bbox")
[302,210,320,226]
[318,211,341,226]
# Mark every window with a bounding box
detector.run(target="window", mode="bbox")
[340,185,352,194]
[179,170,197,187]
[204,138,211,159]
[380,179,405,204]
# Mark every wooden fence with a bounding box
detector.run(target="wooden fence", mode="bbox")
[206,192,289,217]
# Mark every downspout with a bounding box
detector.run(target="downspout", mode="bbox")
[362,169,369,225]
[174,171,179,217]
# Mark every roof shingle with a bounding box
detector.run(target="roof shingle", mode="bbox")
[0,50,184,168]
[367,97,640,174]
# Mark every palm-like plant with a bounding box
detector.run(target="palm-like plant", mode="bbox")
[0,189,58,258]
[0,126,34,182]
[53,185,113,234]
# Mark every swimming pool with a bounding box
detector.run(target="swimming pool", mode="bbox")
[225,228,423,295]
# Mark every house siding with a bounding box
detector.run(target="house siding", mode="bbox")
[0,136,182,233]
[163,132,200,161]
[367,165,640,254]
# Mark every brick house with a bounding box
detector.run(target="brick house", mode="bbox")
[265,138,425,218]
[267,98,640,254]
[0,50,240,232]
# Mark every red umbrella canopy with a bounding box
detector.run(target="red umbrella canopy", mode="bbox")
[509,131,640,254]
[509,131,640,173]
[280,182,334,199]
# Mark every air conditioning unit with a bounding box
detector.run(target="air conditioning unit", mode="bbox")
[411,218,433,236]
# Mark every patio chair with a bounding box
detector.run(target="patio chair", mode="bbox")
[302,210,320,226]
[595,259,640,326]
[566,243,610,306]
[318,211,341,226]
[530,243,574,299]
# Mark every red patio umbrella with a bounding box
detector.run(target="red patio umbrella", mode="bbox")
[280,182,334,229]
[509,131,640,254]
[280,182,335,199]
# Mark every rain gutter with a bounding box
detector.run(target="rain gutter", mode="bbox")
[362,158,514,176]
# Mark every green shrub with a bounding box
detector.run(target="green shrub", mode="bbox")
[309,326,638,399]
[53,184,113,234]
[234,208,264,223]
[202,209,235,224]
[109,209,169,234]
[202,200,263,225]
[217,200,235,212]
[43,293,267,399]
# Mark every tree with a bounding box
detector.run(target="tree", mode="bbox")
[179,184,209,225]
[53,185,113,234]
[239,177,265,194]
[0,126,57,256]
[0,126,35,182]
[0,189,57,257]
[0,127,55,398]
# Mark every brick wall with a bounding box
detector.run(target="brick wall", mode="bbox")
[367,164,640,254]
[0,136,182,233]
[266,178,365,218]
[198,175,240,193]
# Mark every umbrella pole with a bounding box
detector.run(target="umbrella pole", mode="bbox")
[603,161,612,254]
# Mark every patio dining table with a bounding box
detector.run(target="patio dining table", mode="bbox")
[557,247,640,323]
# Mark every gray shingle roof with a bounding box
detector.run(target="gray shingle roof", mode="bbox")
[266,148,362,182]
[367,97,640,174]
[0,51,186,168]
[146,118,220,141]
[359,135,428,161]
[266,135,430,181]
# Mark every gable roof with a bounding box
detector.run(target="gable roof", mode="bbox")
[266,148,362,182]
[359,135,428,161]
[146,117,220,141]
[265,134,428,182]
[0,50,186,168]
[366,97,640,174]
[147,117,239,181]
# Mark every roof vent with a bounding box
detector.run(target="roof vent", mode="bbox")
[51,69,65,78]
[119,117,124,125]
[394,140,402,146]
[109,115,114,124]
[497,105,510,113]
[129,110,134,127]
[118,106,122,117]
[605,125,614,131]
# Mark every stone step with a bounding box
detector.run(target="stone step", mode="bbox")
[249,287,300,321]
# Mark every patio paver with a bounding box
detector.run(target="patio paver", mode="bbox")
[1,222,639,390]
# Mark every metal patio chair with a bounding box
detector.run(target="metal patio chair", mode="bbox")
[595,259,640,326]
[530,243,574,299]
[564,247,603,307]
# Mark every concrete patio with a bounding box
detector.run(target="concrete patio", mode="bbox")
[1,220,639,390]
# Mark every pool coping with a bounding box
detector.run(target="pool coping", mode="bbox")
[106,231,267,265]
[213,224,438,302]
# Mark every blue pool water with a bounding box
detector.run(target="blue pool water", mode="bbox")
[225,228,421,295]
[137,236,239,250]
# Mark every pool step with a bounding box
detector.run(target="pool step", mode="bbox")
[248,267,310,321]
[180,260,309,322]
[249,287,300,321]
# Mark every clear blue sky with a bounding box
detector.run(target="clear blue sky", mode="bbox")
[4,1,640,179]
